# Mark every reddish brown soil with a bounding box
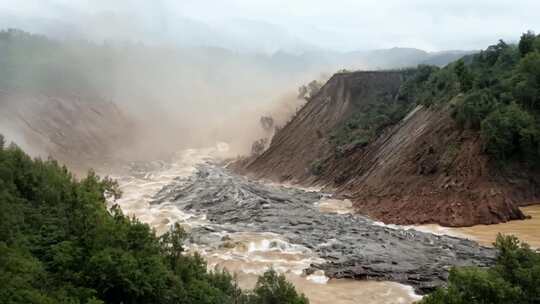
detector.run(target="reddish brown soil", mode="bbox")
[232,71,540,227]
[234,71,405,182]
[326,105,534,227]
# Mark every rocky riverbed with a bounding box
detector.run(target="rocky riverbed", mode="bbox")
[150,161,496,294]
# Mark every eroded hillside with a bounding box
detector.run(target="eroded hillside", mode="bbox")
[233,69,538,227]
[0,90,135,172]
[234,71,405,181]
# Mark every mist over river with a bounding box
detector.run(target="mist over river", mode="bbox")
[108,143,497,304]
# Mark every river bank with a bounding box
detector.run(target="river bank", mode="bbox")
[426,205,540,249]
[318,198,540,249]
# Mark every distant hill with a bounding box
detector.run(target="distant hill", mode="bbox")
[0,28,473,170]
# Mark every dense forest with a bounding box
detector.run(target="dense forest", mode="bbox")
[402,31,540,165]
[420,235,540,304]
[332,31,540,168]
[0,136,308,304]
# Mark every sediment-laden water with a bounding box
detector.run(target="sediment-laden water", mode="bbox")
[110,144,497,303]
[411,206,540,249]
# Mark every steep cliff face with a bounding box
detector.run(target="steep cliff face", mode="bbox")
[234,71,537,227]
[237,71,405,182]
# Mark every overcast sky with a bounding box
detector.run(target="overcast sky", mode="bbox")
[1,0,539,52]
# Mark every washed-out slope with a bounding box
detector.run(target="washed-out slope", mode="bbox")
[234,71,534,226]
[0,90,134,172]
[237,71,404,182]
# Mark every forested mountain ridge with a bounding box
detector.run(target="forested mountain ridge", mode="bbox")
[233,31,540,227]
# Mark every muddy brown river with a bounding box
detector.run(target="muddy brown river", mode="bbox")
[452,206,540,248]
[320,198,540,248]
[108,144,538,304]
[199,232,419,304]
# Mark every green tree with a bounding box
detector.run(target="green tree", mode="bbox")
[455,59,473,92]
[421,267,520,304]
[515,52,540,110]
[421,235,540,304]
[160,223,188,270]
[519,31,537,57]
[250,269,309,304]
[454,90,497,129]
[481,103,538,161]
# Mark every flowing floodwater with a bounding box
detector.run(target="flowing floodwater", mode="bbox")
[452,205,540,248]
[196,232,420,304]
[413,206,540,249]
[320,198,540,249]
[110,143,495,304]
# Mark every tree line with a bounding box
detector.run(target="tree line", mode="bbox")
[0,137,308,304]
[420,235,540,304]
[402,31,540,165]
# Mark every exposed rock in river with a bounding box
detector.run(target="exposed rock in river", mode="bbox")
[151,162,495,294]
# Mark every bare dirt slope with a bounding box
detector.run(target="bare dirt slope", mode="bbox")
[325,105,531,226]
[235,71,404,182]
[233,71,538,227]
[0,90,134,172]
